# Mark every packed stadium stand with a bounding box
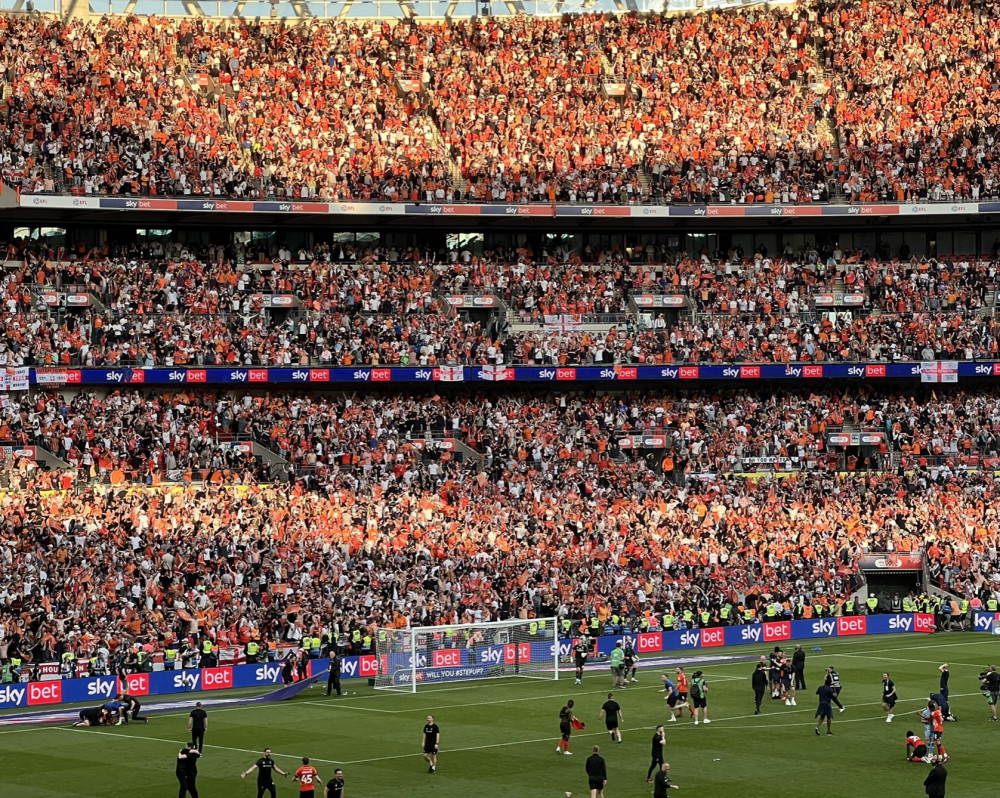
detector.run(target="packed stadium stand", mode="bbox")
[3,0,1000,675]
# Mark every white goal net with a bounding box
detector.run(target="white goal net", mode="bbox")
[374,617,559,693]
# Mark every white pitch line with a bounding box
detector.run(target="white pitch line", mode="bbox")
[54,726,342,765]
[301,701,397,713]
[834,653,988,668]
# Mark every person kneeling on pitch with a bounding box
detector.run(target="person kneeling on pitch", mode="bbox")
[73,706,110,727]
[906,730,931,763]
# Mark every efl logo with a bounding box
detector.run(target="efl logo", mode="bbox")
[309,369,330,382]
[636,632,662,653]
[358,655,379,676]
[914,613,936,634]
[126,673,150,696]
[837,616,867,636]
[187,370,207,383]
[28,681,62,705]
[248,369,268,382]
[432,649,461,668]
[763,621,791,642]
[556,368,577,381]
[202,667,234,690]
[616,367,637,380]
[700,628,725,648]
[679,366,699,379]
[740,366,761,379]
[803,365,823,378]
[371,369,392,382]
[866,364,887,378]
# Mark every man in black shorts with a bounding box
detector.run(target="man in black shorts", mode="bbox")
[73,706,108,727]
[574,636,591,685]
[646,725,666,782]
[176,741,201,798]
[241,748,291,798]
[325,650,342,697]
[557,700,577,755]
[188,702,208,752]
[585,745,607,798]
[623,639,638,683]
[323,769,345,798]
[599,692,623,744]
[422,715,440,773]
[825,667,845,712]
[118,692,149,725]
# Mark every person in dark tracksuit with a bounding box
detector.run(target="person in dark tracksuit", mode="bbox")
[325,650,342,697]
[752,662,768,715]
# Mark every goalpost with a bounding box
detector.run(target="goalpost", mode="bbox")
[374,617,560,693]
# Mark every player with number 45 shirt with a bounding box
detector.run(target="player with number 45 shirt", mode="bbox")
[294,758,323,798]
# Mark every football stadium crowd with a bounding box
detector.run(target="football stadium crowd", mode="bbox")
[6,0,1000,671]
[3,0,1000,204]
[2,385,1000,665]
[1,237,999,367]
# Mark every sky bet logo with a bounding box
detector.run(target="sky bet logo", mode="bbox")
[105,368,144,383]
[975,364,1000,376]
[837,616,867,636]
[201,667,234,690]
[28,681,62,705]
[174,671,201,690]
[126,673,150,695]
[87,678,118,698]
[741,626,762,643]
[889,616,912,631]
[811,619,836,637]
[255,664,283,683]
[700,628,724,647]
[679,630,701,648]
[763,621,791,641]
[0,685,26,706]
[230,369,268,383]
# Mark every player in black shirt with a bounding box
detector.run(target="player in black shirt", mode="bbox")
[176,742,201,798]
[241,748,291,798]
[646,725,666,782]
[623,639,638,683]
[422,715,440,773]
[323,769,345,798]
[599,693,623,743]
[325,651,342,697]
[188,702,208,752]
[585,745,608,798]
[768,647,783,698]
[574,636,591,685]
[72,706,109,727]
[118,691,149,724]
[557,699,578,755]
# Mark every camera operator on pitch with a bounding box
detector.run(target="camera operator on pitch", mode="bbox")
[979,665,1000,721]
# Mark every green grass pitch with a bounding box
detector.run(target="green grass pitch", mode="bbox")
[3,633,1000,798]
